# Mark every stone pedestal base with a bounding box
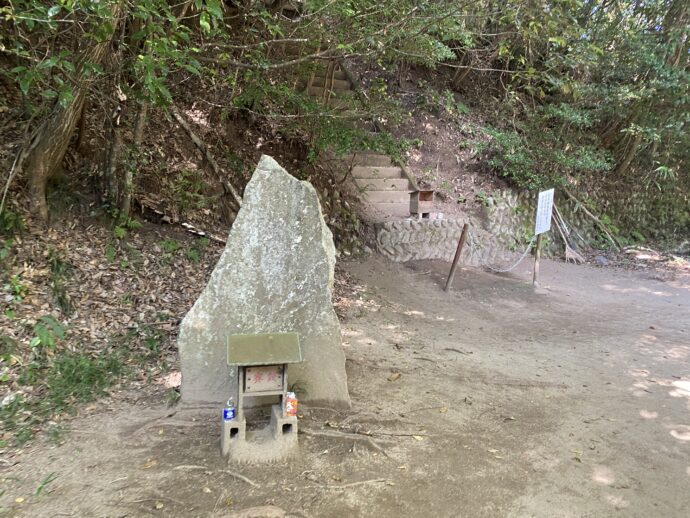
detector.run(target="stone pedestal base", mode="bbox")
[221,414,247,457]
[221,405,299,463]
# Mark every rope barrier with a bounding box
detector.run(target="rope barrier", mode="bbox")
[468,230,536,273]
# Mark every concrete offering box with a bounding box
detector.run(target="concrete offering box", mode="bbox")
[410,190,435,219]
[222,332,303,463]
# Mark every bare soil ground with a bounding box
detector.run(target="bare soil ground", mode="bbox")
[1,255,689,517]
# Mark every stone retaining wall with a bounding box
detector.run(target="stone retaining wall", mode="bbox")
[598,187,690,238]
[374,189,605,264]
[374,185,687,264]
[479,189,599,255]
[375,219,511,266]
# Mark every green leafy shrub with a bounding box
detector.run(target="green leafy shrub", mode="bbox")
[30,315,65,351]
[484,122,613,190]
[0,209,24,236]
[172,169,209,214]
[48,249,73,315]
[160,238,181,253]
[47,352,125,408]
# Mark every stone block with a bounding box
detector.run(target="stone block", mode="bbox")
[221,416,246,457]
[223,406,299,464]
[270,404,298,445]
[178,155,350,408]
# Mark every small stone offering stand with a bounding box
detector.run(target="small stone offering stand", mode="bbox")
[222,332,303,462]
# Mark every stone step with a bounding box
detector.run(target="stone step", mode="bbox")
[311,77,351,91]
[326,69,348,81]
[354,120,379,133]
[305,67,348,82]
[362,191,411,204]
[346,154,393,167]
[364,202,411,219]
[351,165,402,179]
[307,86,353,98]
[283,41,317,55]
[328,100,354,111]
[355,178,412,191]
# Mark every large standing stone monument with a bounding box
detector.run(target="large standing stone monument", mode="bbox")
[178,155,350,408]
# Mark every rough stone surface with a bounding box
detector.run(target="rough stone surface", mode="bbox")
[375,189,604,264]
[376,184,672,265]
[375,219,507,266]
[479,189,599,254]
[178,155,350,407]
[222,506,286,518]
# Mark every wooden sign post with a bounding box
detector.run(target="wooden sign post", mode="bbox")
[532,233,543,287]
[533,189,554,288]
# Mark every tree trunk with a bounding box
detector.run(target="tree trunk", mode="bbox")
[133,102,148,145]
[614,131,643,178]
[75,99,89,152]
[23,96,86,221]
[600,118,626,148]
[451,51,473,90]
[397,59,409,87]
[104,114,123,206]
[120,102,148,219]
[663,0,690,68]
[21,5,123,221]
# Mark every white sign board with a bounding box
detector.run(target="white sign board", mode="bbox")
[534,188,554,235]
[244,365,284,393]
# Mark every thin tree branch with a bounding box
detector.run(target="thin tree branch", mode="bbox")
[563,188,622,250]
[207,38,309,50]
[170,105,242,208]
[0,152,23,217]
[194,47,348,69]
[440,62,521,74]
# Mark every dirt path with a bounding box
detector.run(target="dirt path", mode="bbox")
[1,256,689,517]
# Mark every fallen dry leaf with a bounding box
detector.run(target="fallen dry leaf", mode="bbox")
[142,459,158,469]
[159,371,182,388]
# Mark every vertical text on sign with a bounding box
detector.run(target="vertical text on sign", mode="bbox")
[535,188,555,235]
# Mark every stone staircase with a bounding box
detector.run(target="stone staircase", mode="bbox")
[303,66,353,109]
[301,66,418,222]
[347,153,415,222]
[296,63,518,264]
[296,63,523,265]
